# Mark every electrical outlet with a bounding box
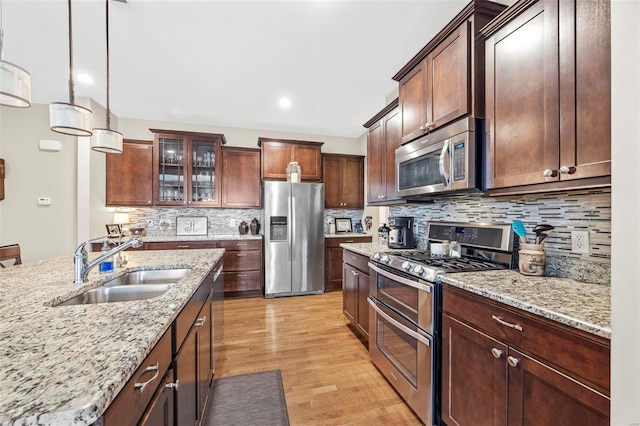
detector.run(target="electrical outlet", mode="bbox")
[230,219,236,226]
[571,230,590,254]
[146,220,154,228]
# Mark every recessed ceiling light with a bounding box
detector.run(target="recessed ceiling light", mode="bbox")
[76,73,94,84]
[279,97,292,108]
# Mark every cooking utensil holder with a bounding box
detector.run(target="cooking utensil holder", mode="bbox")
[518,243,545,276]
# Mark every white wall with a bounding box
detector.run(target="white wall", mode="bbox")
[611,0,640,423]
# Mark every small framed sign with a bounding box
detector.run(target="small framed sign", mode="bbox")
[105,224,122,238]
[176,216,208,236]
[335,218,352,233]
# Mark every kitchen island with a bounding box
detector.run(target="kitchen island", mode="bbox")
[0,249,223,425]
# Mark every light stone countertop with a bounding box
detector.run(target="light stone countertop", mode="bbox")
[0,249,224,425]
[340,243,610,340]
[104,234,262,243]
[324,233,373,239]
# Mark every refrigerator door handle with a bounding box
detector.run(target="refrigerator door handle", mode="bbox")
[291,196,296,258]
[288,196,292,261]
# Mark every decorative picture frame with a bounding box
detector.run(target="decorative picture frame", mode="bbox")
[105,224,122,238]
[176,216,208,236]
[335,218,353,233]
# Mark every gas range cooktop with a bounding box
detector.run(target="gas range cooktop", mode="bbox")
[369,221,516,282]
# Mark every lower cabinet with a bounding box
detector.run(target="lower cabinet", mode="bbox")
[441,286,610,426]
[219,239,263,297]
[140,370,176,426]
[342,249,371,341]
[325,236,372,291]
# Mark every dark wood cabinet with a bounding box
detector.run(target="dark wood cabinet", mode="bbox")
[393,1,506,144]
[322,154,364,209]
[442,285,610,426]
[105,140,153,207]
[258,138,323,181]
[325,236,371,292]
[220,147,261,208]
[219,239,263,298]
[342,249,371,341]
[140,370,175,426]
[483,0,611,194]
[364,100,403,205]
[151,129,225,207]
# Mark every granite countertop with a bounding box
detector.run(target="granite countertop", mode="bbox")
[0,249,224,425]
[107,234,262,243]
[339,243,610,340]
[325,232,373,239]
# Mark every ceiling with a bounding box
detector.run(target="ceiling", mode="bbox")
[2,0,469,138]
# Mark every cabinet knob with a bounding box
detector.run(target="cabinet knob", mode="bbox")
[542,169,557,177]
[148,200,152,204]
[165,379,180,390]
[426,122,435,130]
[351,270,359,276]
[491,348,503,359]
[559,165,576,174]
[194,316,207,327]
[507,356,520,367]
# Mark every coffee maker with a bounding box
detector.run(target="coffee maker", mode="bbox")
[388,217,417,249]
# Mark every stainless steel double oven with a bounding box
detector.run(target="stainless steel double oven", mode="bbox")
[367,260,437,425]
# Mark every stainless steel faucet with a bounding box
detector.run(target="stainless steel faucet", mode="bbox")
[73,236,143,285]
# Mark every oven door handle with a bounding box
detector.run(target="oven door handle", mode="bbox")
[368,297,431,347]
[368,262,433,293]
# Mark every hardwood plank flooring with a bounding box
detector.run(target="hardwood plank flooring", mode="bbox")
[217,291,421,425]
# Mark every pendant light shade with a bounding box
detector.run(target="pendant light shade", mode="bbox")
[50,0,92,137]
[91,0,122,153]
[0,0,31,107]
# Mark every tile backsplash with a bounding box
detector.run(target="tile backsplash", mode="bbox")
[390,188,611,284]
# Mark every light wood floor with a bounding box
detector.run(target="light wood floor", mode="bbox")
[217,291,421,425]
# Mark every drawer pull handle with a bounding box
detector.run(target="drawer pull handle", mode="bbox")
[134,363,160,392]
[165,379,180,391]
[237,253,247,257]
[237,273,247,277]
[236,243,247,247]
[491,348,503,359]
[351,256,357,260]
[345,240,354,243]
[177,245,190,248]
[491,315,523,331]
[507,356,520,367]
[194,316,207,327]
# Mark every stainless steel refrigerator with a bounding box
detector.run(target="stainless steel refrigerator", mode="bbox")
[264,181,325,298]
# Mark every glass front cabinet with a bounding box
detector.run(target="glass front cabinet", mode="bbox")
[151,129,225,207]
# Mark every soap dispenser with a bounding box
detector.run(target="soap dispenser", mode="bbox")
[99,241,114,274]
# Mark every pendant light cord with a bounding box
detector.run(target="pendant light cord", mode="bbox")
[67,0,76,104]
[105,0,111,129]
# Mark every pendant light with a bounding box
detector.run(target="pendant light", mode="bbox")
[92,0,122,153]
[49,0,92,137]
[0,0,31,107]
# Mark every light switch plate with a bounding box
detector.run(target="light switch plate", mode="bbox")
[37,197,52,206]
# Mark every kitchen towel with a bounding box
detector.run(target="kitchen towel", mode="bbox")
[202,369,290,426]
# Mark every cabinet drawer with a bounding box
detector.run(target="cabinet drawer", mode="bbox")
[223,250,261,271]
[326,236,372,248]
[443,287,610,393]
[103,327,172,426]
[146,241,218,250]
[218,239,261,251]
[223,270,262,292]
[175,268,216,350]
[342,250,370,274]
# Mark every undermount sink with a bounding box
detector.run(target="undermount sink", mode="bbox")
[58,268,191,306]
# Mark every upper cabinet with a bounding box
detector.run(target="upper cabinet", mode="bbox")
[393,1,507,144]
[363,100,404,205]
[151,129,225,207]
[322,154,364,209]
[220,147,261,208]
[482,0,611,193]
[258,138,323,182]
[106,140,153,207]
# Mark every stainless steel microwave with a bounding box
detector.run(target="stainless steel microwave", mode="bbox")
[395,117,480,197]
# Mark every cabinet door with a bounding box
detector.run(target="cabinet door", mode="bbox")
[189,137,221,207]
[342,156,364,208]
[196,303,212,419]
[154,133,188,206]
[441,315,508,426]
[507,347,609,425]
[322,155,343,208]
[325,246,344,291]
[261,141,291,180]
[485,0,560,189]
[140,370,175,426]
[342,263,357,325]
[383,107,402,202]
[426,21,470,129]
[559,0,611,181]
[175,328,198,426]
[106,141,153,207]
[292,144,322,181]
[221,147,261,208]
[355,271,370,339]
[399,61,428,144]
[366,120,385,203]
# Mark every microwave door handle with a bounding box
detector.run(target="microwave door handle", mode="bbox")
[439,139,451,189]
[367,297,431,347]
